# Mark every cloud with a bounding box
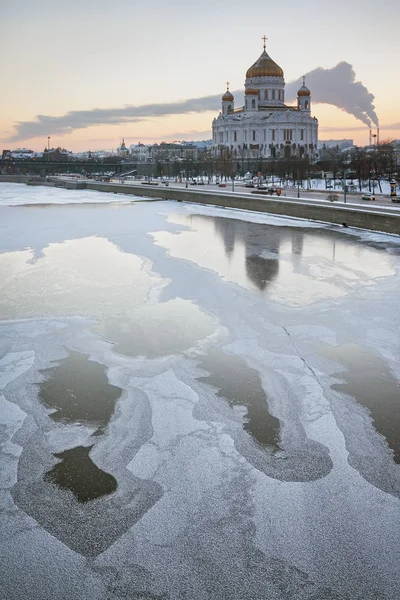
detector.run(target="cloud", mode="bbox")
[5,62,380,143]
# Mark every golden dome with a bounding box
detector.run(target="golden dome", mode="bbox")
[298,76,310,96]
[222,90,234,101]
[246,50,284,79]
[298,85,310,97]
[245,87,258,95]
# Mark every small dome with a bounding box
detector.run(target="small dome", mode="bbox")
[298,76,310,96]
[298,85,310,97]
[222,90,234,102]
[245,87,258,96]
[246,50,284,79]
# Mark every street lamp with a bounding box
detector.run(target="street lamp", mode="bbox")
[343,169,347,204]
[47,136,50,152]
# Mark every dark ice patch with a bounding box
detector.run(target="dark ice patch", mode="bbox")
[196,349,333,482]
[198,348,280,449]
[321,343,400,498]
[44,445,117,503]
[323,343,400,463]
[38,350,122,431]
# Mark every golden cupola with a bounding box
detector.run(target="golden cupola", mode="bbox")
[245,87,258,95]
[297,76,311,96]
[246,43,284,79]
[222,89,234,102]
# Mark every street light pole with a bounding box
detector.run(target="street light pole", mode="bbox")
[47,136,50,152]
[343,169,347,204]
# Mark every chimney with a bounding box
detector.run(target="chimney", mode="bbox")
[377,128,380,145]
[369,129,372,146]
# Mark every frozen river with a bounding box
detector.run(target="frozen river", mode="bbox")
[1,182,400,599]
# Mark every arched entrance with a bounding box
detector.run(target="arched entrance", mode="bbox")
[284,146,291,159]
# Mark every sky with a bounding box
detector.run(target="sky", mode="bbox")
[1,0,399,152]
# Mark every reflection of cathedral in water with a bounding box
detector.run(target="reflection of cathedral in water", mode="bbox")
[184,214,309,292]
[211,216,301,291]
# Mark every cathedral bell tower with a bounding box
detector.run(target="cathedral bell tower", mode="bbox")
[221,82,234,115]
[245,86,259,111]
[297,76,311,112]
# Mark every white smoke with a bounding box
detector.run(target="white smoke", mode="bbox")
[285,62,379,127]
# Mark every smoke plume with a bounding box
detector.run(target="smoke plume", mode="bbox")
[5,62,379,143]
[286,62,379,127]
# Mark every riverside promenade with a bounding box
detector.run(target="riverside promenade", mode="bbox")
[2,175,400,235]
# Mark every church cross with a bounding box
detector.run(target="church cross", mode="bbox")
[262,35,267,50]
[226,81,230,90]
[302,75,306,86]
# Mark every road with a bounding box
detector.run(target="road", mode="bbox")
[110,178,399,208]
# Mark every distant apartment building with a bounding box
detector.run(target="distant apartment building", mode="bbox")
[129,141,212,162]
[129,143,152,162]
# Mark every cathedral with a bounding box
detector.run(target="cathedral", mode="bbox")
[212,38,318,160]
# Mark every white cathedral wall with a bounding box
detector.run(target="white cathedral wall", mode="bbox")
[212,117,318,157]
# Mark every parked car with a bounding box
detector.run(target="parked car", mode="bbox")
[361,194,375,201]
[327,193,339,202]
[267,187,281,196]
[251,187,282,197]
[244,182,255,188]
[218,183,227,188]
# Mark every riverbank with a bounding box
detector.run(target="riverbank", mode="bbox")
[2,176,399,235]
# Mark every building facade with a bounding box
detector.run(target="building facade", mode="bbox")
[212,40,318,160]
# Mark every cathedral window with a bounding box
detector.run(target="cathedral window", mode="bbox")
[234,131,237,142]
[300,129,304,141]
[305,101,309,109]
[251,99,256,109]
[272,90,275,100]
[219,132,224,143]
[244,131,247,142]
[252,130,256,142]
[263,130,266,141]
[272,129,275,141]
